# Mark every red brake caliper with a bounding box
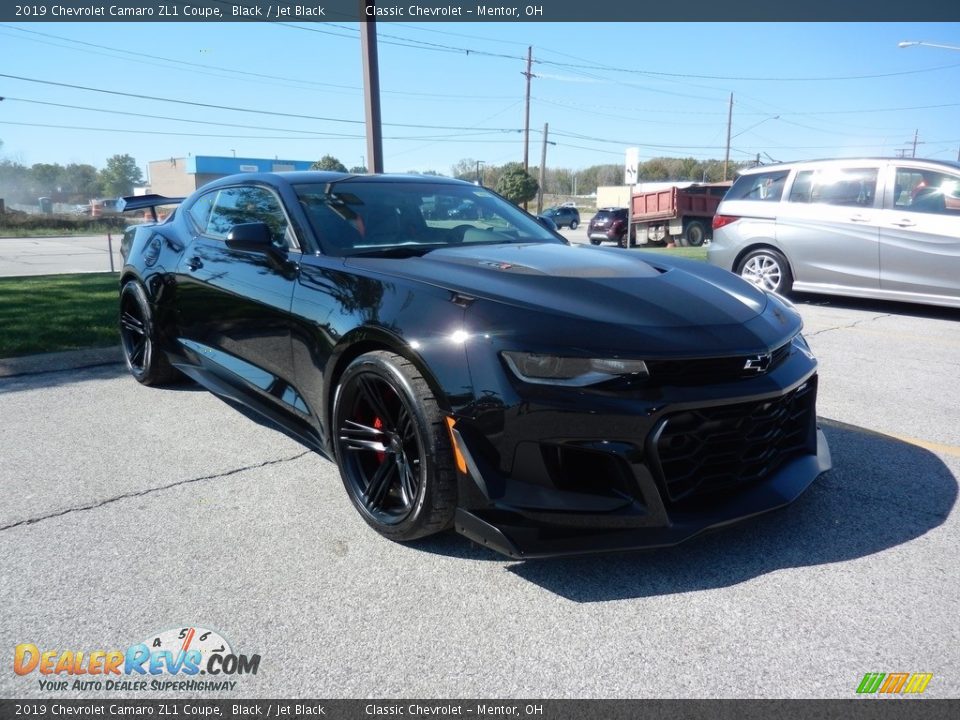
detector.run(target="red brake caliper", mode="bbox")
[373,417,385,464]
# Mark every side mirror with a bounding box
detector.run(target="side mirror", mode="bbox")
[536,215,558,232]
[225,222,276,252]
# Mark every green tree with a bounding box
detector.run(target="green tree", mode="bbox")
[311,155,348,172]
[30,163,64,196]
[99,154,143,197]
[61,163,101,201]
[348,165,368,174]
[450,158,480,181]
[495,163,539,205]
[0,159,31,204]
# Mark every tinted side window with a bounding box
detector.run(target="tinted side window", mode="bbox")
[187,191,216,232]
[894,167,960,215]
[205,186,291,244]
[788,168,878,208]
[726,170,789,202]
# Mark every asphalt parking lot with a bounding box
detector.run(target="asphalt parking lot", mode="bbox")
[0,254,958,700]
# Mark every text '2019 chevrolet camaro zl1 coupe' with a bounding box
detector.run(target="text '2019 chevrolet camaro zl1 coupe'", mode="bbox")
[119,172,831,558]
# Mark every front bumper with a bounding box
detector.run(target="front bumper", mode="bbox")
[453,428,830,559]
[447,364,831,559]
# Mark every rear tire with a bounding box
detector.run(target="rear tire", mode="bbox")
[333,351,456,542]
[119,281,180,386]
[590,237,602,246]
[684,220,707,247]
[736,248,794,295]
[569,219,579,230]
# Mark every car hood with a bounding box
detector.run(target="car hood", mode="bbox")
[346,243,772,331]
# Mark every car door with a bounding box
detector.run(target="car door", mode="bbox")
[776,164,882,292]
[175,184,301,409]
[878,164,960,302]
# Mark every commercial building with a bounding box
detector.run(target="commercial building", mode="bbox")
[147,155,314,196]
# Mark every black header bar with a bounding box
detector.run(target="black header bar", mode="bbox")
[4,0,960,22]
[1,699,959,720]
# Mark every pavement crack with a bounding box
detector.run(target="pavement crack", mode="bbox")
[0,451,312,533]
[805,312,892,338]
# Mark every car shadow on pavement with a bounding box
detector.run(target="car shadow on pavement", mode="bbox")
[0,363,205,395]
[427,419,958,598]
[793,293,960,322]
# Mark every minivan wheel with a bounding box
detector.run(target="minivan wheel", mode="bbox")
[737,248,793,294]
[590,237,603,246]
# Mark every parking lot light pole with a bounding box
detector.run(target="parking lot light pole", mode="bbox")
[897,41,960,159]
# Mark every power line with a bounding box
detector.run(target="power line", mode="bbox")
[0,73,522,133]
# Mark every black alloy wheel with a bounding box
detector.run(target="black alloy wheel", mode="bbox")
[119,281,178,386]
[333,351,456,541]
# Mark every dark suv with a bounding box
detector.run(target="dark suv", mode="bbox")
[587,207,631,245]
[542,206,580,229]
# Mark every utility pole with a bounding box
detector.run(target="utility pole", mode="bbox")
[723,93,733,181]
[522,46,533,172]
[476,160,485,186]
[912,129,919,158]
[360,1,383,173]
[537,123,549,214]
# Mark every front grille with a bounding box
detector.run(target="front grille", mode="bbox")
[644,342,792,385]
[649,376,817,506]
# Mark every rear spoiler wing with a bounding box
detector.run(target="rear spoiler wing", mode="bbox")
[118,194,185,221]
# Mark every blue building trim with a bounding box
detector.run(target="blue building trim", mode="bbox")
[185,156,314,174]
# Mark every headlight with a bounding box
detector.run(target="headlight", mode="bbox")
[501,351,648,387]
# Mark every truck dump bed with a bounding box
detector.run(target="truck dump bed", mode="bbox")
[631,184,729,222]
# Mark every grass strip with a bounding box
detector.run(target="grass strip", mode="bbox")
[0,273,119,358]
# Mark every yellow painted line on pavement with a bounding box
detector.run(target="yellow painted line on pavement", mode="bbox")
[820,418,960,458]
[884,433,960,458]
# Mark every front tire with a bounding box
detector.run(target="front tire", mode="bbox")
[119,281,179,386]
[737,248,794,295]
[333,351,456,542]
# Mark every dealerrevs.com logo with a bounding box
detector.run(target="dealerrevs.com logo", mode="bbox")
[13,627,260,692]
[856,672,933,695]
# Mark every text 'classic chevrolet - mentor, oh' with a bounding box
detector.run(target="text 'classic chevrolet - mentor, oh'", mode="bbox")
[119,172,831,558]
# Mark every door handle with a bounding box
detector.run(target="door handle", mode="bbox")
[185,256,203,271]
[891,219,916,228]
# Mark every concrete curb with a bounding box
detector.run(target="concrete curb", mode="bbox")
[0,346,124,379]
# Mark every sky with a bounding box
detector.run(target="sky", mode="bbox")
[1,20,960,181]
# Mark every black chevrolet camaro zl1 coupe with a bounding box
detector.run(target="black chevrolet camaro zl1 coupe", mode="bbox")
[119,172,831,558]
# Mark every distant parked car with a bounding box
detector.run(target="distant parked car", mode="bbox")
[708,157,960,308]
[587,207,634,246]
[542,205,580,229]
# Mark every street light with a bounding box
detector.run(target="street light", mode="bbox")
[898,40,960,51]
[731,115,780,140]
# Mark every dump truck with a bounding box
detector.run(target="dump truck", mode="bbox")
[629,182,731,247]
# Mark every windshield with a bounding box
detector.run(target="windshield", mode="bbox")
[293,180,562,257]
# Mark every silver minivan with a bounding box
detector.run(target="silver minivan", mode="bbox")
[707,158,960,309]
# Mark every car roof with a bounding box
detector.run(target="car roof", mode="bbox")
[196,171,472,193]
[736,158,960,176]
